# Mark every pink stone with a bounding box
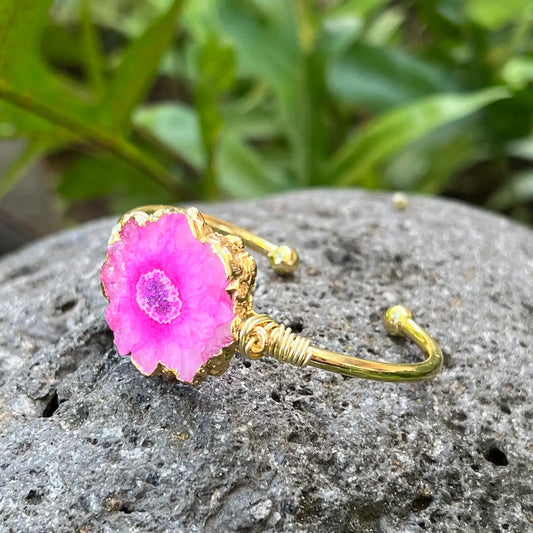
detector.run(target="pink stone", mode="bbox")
[100,212,236,383]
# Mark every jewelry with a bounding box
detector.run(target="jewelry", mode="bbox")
[101,205,443,386]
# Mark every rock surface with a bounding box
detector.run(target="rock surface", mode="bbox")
[0,190,532,533]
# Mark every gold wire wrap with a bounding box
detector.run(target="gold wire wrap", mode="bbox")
[239,314,312,367]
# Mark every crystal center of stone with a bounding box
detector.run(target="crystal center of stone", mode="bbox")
[136,269,182,324]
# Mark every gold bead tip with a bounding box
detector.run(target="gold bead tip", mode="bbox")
[383,305,413,336]
[267,245,299,275]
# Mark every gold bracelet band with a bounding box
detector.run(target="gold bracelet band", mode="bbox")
[101,205,443,385]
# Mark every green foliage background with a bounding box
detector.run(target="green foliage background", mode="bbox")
[1,0,533,223]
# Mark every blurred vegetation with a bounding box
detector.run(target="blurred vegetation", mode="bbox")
[1,0,533,224]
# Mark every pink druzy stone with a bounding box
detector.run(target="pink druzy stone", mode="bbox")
[101,212,236,382]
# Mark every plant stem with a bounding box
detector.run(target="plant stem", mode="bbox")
[80,0,105,98]
[0,80,187,198]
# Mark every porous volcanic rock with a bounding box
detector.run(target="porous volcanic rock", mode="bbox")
[0,190,531,532]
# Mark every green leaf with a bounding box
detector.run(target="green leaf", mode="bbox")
[383,120,480,193]
[182,0,218,40]
[133,103,205,170]
[223,106,281,141]
[502,57,533,89]
[294,0,319,54]
[508,136,533,160]
[80,0,105,97]
[328,43,454,112]
[217,2,291,96]
[99,0,184,133]
[328,87,510,186]
[58,153,174,209]
[190,33,236,198]
[487,170,533,210]
[465,0,532,29]
[322,0,389,57]
[326,0,388,18]
[362,6,405,46]
[218,0,320,186]
[41,24,85,68]
[54,0,175,38]
[191,35,235,152]
[218,132,288,199]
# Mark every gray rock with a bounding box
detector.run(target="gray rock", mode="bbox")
[0,190,532,533]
